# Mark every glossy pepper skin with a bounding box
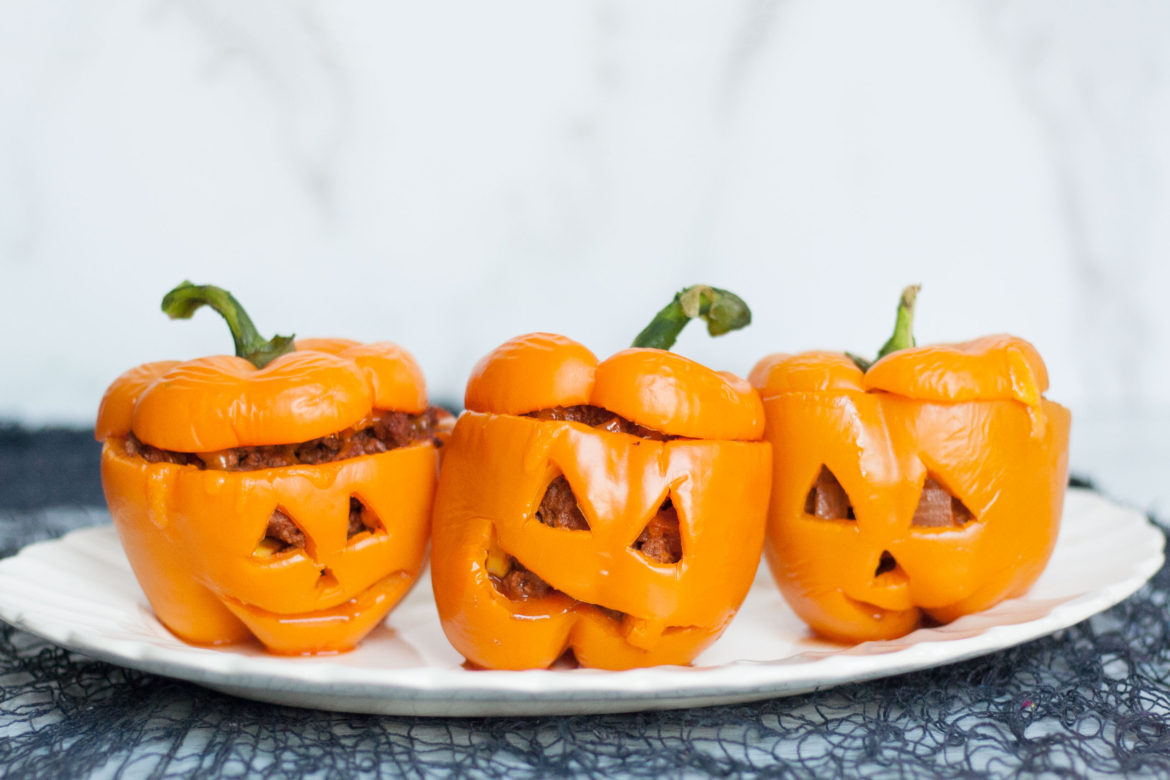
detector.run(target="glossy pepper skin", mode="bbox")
[749,335,1071,643]
[96,338,440,655]
[431,332,772,670]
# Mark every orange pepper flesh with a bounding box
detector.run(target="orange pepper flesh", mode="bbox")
[750,336,1070,643]
[96,339,438,655]
[432,333,772,670]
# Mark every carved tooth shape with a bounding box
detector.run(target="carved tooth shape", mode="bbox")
[804,466,855,520]
[912,477,975,528]
[633,499,682,564]
[536,474,590,531]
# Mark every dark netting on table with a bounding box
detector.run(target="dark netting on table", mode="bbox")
[3,492,1170,778]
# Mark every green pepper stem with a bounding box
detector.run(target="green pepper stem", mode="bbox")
[161,281,295,369]
[631,285,752,350]
[848,284,920,371]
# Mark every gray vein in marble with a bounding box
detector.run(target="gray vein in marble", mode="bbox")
[686,0,786,277]
[0,144,40,264]
[0,6,102,263]
[976,0,1170,406]
[166,0,351,221]
[541,0,620,259]
[719,0,786,119]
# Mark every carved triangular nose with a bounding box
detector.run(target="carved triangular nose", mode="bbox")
[804,466,855,520]
[912,477,975,528]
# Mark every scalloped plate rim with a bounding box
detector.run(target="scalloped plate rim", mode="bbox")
[0,488,1161,716]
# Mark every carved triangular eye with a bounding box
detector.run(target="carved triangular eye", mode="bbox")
[347,496,382,539]
[536,475,590,531]
[253,507,308,558]
[633,498,682,564]
[912,476,975,527]
[804,466,855,520]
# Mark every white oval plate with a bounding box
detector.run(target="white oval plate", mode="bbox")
[0,489,1160,717]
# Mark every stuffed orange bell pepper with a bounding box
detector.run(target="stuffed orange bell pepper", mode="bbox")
[96,282,449,655]
[749,285,1071,643]
[431,285,772,670]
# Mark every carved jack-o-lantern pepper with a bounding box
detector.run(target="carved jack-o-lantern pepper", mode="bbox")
[749,286,1071,643]
[97,283,448,654]
[431,286,772,670]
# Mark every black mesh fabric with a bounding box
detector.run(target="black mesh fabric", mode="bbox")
[1,434,1168,777]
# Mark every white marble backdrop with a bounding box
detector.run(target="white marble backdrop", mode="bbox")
[2,0,1169,436]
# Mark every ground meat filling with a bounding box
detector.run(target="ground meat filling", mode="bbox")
[535,476,590,531]
[123,433,192,466]
[533,477,681,562]
[259,498,374,554]
[804,469,976,528]
[492,559,553,601]
[489,555,624,622]
[123,408,443,472]
[912,477,975,528]
[525,405,674,441]
[633,501,682,564]
[805,466,855,520]
[489,479,683,616]
[347,497,379,538]
[265,509,306,549]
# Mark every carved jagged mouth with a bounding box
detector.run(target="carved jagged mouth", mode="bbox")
[218,569,417,655]
[484,542,624,622]
[841,593,919,622]
[221,569,412,617]
[482,533,701,652]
